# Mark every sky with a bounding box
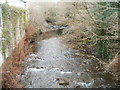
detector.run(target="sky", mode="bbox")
[0,0,63,8]
[0,0,59,7]
[0,0,32,8]
[0,0,118,8]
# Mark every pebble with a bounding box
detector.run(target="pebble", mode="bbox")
[56,78,70,86]
[75,53,80,56]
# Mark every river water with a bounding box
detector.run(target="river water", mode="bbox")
[20,34,118,88]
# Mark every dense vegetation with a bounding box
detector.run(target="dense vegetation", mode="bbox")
[1,1,119,88]
[0,3,28,59]
[29,2,119,62]
[89,2,119,61]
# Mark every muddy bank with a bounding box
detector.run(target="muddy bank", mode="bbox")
[2,26,39,88]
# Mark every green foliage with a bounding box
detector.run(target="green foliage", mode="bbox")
[2,45,6,60]
[93,2,119,61]
[98,2,119,8]
[0,3,28,59]
[95,39,111,60]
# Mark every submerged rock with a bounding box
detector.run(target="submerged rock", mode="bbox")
[56,78,70,86]
[75,85,81,88]
[75,53,80,56]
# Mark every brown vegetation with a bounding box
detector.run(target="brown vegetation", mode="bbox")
[108,53,120,80]
[2,25,37,88]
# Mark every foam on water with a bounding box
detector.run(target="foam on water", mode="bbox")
[81,82,93,87]
[27,68,45,72]
[29,54,38,57]
[60,71,73,74]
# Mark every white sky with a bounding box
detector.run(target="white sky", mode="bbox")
[29,0,118,2]
[0,0,32,8]
[0,0,63,8]
[0,0,118,8]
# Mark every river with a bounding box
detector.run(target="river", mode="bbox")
[19,33,118,88]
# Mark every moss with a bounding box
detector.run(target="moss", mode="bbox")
[0,3,28,59]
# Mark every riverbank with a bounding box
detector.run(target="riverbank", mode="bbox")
[2,26,38,88]
[19,33,118,88]
[60,33,119,84]
[1,26,119,88]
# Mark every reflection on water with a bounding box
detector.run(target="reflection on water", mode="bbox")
[37,37,67,61]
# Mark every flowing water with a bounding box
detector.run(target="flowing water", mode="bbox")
[20,33,118,88]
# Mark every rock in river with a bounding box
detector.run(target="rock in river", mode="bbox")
[56,78,70,86]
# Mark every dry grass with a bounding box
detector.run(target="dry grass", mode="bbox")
[2,25,37,88]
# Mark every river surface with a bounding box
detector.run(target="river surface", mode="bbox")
[20,35,117,88]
